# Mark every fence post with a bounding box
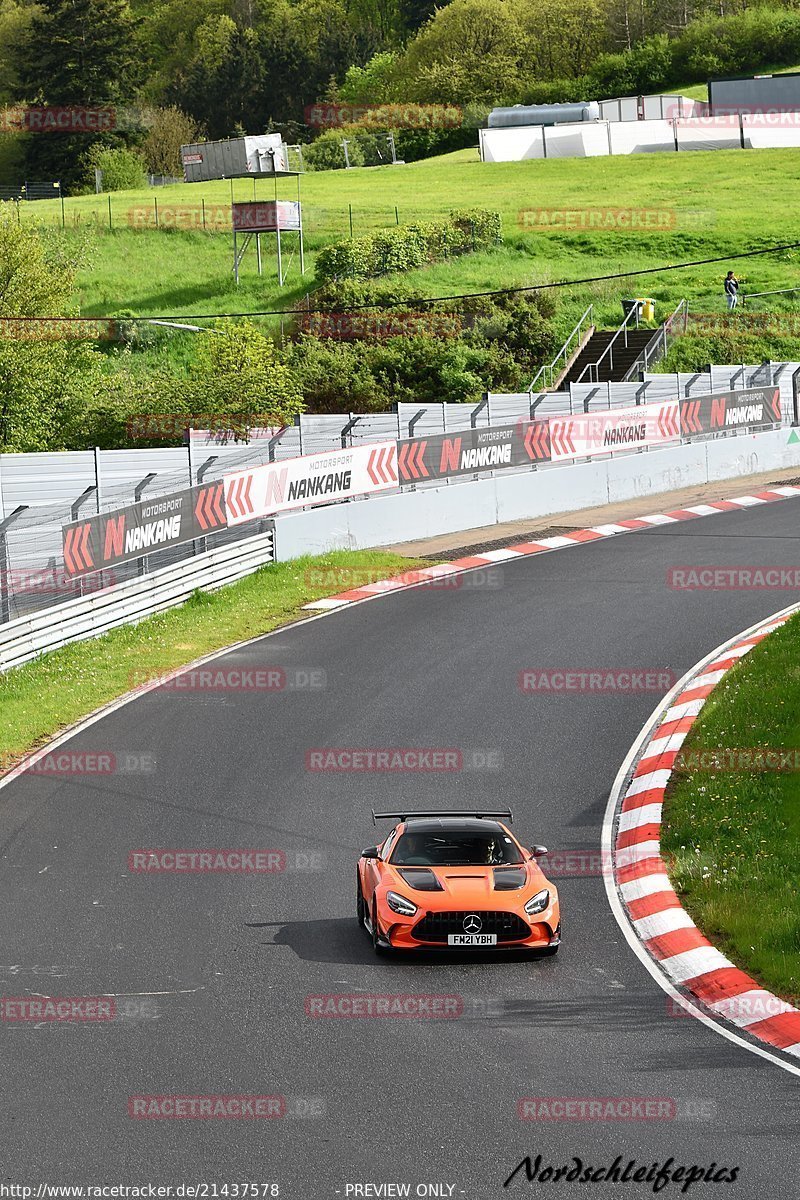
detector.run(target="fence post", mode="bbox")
[0,506,29,623]
[93,447,102,514]
[108,195,112,230]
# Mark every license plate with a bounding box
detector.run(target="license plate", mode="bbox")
[448,933,497,946]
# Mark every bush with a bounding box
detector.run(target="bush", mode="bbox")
[304,130,364,171]
[82,144,147,192]
[315,208,501,282]
[286,283,560,411]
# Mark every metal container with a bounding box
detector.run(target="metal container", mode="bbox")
[180,135,288,182]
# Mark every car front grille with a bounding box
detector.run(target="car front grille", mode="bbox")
[411,910,531,943]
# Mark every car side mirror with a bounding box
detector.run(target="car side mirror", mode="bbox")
[530,845,548,858]
[361,846,381,860]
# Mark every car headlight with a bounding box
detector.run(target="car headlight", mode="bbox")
[386,890,418,917]
[525,888,550,915]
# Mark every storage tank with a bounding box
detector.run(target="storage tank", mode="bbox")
[487,102,600,128]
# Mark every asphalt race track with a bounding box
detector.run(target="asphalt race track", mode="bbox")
[3,499,800,1198]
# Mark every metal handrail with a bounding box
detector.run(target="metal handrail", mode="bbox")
[741,285,800,306]
[575,302,641,385]
[527,304,593,393]
[623,299,688,381]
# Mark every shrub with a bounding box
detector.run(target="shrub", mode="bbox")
[82,144,147,192]
[304,130,365,171]
[315,208,501,282]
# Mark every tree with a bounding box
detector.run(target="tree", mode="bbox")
[141,106,203,176]
[518,0,608,82]
[395,0,525,105]
[18,0,141,103]
[15,0,142,190]
[0,0,35,105]
[339,51,400,104]
[0,207,101,451]
[184,320,305,429]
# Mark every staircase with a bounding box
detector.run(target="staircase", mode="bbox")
[559,327,655,387]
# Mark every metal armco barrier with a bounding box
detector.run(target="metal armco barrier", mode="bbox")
[58,387,783,583]
[1,527,274,673]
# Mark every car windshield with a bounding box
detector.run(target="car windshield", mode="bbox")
[391,829,524,866]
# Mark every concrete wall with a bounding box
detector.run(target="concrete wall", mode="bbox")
[273,428,800,558]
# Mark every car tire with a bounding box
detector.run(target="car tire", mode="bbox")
[357,873,367,929]
[372,900,390,956]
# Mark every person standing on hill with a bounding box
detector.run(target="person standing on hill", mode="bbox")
[724,270,739,311]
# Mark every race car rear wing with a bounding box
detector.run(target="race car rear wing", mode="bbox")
[372,808,513,824]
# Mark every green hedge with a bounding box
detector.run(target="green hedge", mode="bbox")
[315,208,501,282]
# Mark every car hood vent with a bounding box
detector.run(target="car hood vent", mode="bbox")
[493,866,527,890]
[396,868,444,891]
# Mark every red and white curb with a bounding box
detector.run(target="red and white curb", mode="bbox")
[302,486,800,609]
[606,601,800,1071]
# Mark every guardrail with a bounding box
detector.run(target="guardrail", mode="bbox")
[2,392,796,674]
[0,525,274,673]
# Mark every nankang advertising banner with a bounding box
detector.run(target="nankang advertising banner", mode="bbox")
[548,401,680,462]
[679,387,782,436]
[223,442,398,526]
[397,420,551,482]
[62,482,227,578]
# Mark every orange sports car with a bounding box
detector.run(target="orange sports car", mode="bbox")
[357,809,561,955]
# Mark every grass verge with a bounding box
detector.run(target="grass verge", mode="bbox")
[662,610,800,999]
[0,549,426,769]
